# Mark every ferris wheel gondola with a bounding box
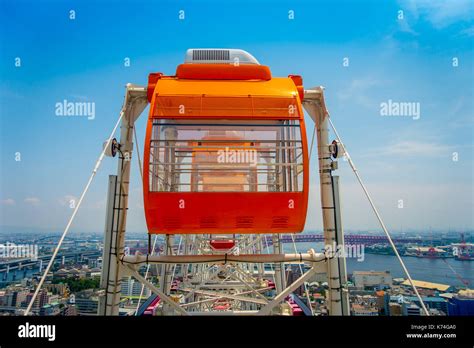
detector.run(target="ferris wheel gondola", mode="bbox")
[143,49,309,234]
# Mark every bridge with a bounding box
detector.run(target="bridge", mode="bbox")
[264,234,423,245]
[0,250,101,273]
[126,234,423,255]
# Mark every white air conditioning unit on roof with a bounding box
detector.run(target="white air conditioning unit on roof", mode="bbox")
[185,48,260,65]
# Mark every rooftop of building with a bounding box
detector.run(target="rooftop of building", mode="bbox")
[456,289,474,299]
[353,270,391,276]
[403,296,448,303]
[401,279,451,291]
[351,303,378,313]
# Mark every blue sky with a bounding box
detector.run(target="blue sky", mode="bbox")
[0,0,473,234]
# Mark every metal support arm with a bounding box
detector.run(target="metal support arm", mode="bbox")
[303,87,350,316]
[98,84,148,316]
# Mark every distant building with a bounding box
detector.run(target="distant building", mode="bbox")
[48,294,60,304]
[60,304,77,316]
[74,290,99,315]
[389,303,402,316]
[97,257,103,269]
[400,279,454,293]
[448,289,474,316]
[388,295,413,316]
[40,303,60,316]
[24,290,48,309]
[386,294,447,316]
[4,289,28,308]
[55,268,71,279]
[375,290,390,315]
[403,296,449,314]
[393,278,405,285]
[353,271,392,290]
[286,265,304,295]
[405,246,449,258]
[403,303,421,316]
[351,303,378,316]
[54,266,95,280]
[429,308,445,316]
[44,283,68,297]
[121,277,151,297]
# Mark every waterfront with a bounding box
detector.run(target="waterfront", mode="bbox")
[287,242,473,287]
[1,240,472,289]
[346,253,473,287]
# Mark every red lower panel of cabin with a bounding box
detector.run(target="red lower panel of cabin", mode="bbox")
[144,192,307,234]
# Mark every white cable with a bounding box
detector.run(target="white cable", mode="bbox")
[308,124,317,163]
[327,117,430,316]
[24,111,124,316]
[133,126,143,185]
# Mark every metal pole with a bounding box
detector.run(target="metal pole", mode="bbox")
[333,176,350,315]
[99,84,148,315]
[303,88,348,316]
[121,252,325,264]
[98,175,118,315]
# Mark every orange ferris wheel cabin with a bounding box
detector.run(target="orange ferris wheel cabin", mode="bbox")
[143,49,309,234]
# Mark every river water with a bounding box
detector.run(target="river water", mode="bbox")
[285,242,473,287]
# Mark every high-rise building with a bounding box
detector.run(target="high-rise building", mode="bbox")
[375,290,390,315]
[5,289,28,308]
[448,289,474,316]
[24,290,48,309]
[121,277,151,297]
[74,290,99,315]
[403,303,421,316]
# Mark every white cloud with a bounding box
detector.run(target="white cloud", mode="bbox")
[399,0,473,29]
[68,94,90,101]
[24,197,40,206]
[458,26,474,37]
[372,140,453,158]
[1,198,15,206]
[398,17,419,36]
[305,181,473,231]
[92,199,106,209]
[337,78,382,108]
[58,195,78,207]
